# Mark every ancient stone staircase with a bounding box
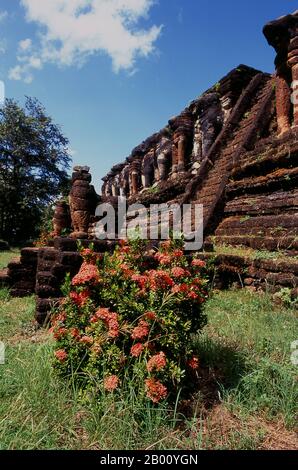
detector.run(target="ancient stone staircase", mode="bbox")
[182,73,275,236]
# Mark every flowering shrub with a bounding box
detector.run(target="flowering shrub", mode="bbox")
[52,239,209,403]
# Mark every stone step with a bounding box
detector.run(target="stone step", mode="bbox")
[0,268,10,288]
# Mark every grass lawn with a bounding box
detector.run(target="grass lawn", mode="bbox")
[0,287,297,450]
[0,249,20,270]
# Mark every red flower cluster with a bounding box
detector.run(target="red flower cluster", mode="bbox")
[70,289,90,307]
[191,258,206,268]
[54,312,67,323]
[130,343,144,357]
[172,249,184,258]
[120,263,134,278]
[55,349,67,363]
[131,274,148,290]
[70,328,80,338]
[171,280,205,302]
[53,327,68,340]
[171,283,189,294]
[145,378,168,403]
[171,267,189,278]
[80,335,93,345]
[92,307,120,338]
[104,375,119,392]
[144,311,157,321]
[188,356,200,370]
[72,262,100,286]
[131,320,150,340]
[118,239,130,254]
[147,352,166,372]
[148,270,174,291]
[154,252,172,265]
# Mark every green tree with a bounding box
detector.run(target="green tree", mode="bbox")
[0,97,71,243]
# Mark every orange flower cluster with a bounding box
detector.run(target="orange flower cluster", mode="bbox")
[172,249,184,258]
[154,252,172,265]
[188,356,200,370]
[131,320,150,340]
[144,311,157,321]
[171,267,189,278]
[91,307,120,338]
[145,378,168,403]
[131,274,148,290]
[53,327,68,340]
[147,352,166,372]
[130,343,144,357]
[119,263,135,278]
[147,270,174,291]
[80,335,93,345]
[70,289,90,307]
[70,328,80,338]
[104,375,119,392]
[72,261,100,286]
[191,258,206,268]
[55,349,68,362]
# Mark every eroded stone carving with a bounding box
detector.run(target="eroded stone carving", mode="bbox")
[69,166,98,239]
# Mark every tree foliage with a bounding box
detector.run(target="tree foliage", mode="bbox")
[0,97,71,243]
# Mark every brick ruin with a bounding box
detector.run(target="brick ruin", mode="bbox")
[0,11,297,323]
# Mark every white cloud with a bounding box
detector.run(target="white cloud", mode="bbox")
[0,10,8,54]
[19,38,32,51]
[8,65,33,83]
[0,10,8,23]
[9,0,162,82]
[0,39,6,54]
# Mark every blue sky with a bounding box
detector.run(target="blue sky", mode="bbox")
[0,0,296,191]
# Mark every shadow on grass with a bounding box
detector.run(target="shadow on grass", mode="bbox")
[179,335,249,417]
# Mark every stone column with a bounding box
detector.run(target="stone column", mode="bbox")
[169,111,193,176]
[131,171,138,195]
[69,166,97,239]
[142,150,155,188]
[292,65,298,126]
[52,201,71,237]
[288,40,298,127]
[275,75,291,135]
[111,178,120,197]
[263,11,298,134]
[177,134,186,172]
[171,138,178,175]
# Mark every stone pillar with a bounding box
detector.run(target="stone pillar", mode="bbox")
[111,178,120,197]
[142,150,155,188]
[156,137,171,181]
[157,153,167,181]
[52,201,71,237]
[293,65,298,126]
[69,166,97,239]
[169,111,193,176]
[263,11,298,134]
[120,166,130,198]
[131,170,139,195]
[275,75,291,135]
[171,139,178,175]
[288,41,298,127]
[177,134,186,172]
